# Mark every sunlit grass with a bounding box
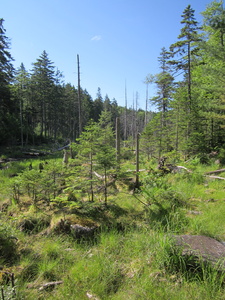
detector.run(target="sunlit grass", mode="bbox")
[2,154,225,299]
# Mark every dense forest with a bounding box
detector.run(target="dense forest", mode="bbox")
[1,1,225,157]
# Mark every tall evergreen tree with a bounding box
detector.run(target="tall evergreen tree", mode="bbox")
[197,0,225,149]
[95,111,116,204]
[151,47,174,114]
[82,89,94,129]
[76,120,98,202]
[13,63,31,146]
[93,87,103,122]
[0,19,14,83]
[61,83,78,140]
[0,18,16,145]
[203,0,225,46]
[168,5,203,156]
[145,48,174,156]
[30,51,56,139]
[169,5,200,111]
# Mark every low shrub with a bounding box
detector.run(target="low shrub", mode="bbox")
[18,214,51,234]
[0,224,18,264]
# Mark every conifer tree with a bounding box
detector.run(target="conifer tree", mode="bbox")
[95,111,116,204]
[0,18,16,145]
[145,48,174,156]
[198,0,225,149]
[0,19,14,84]
[31,51,58,139]
[169,5,200,111]
[13,63,31,146]
[93,87,104,122]
[76,120,98,202]
[62,83,78,140]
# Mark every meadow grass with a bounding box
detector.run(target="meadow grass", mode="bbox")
[1,155,225,299]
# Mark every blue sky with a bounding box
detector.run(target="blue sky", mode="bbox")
[2,0,214,109]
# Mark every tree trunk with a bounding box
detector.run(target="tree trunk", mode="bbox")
[77,54,82,136]
[104,167,107,204]
[116,117,120,170]
[135,133,140,189]
[90,151,94,202]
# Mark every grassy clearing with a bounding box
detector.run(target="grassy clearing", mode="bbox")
[1,151,225,299]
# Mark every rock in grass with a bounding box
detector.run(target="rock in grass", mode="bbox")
[70,224,97,240]
[173,235,225,270]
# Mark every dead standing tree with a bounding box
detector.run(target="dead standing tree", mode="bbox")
[116,117,121,171]
[135,133,140,189]
[77,54,82,137]
[63,149,69,165]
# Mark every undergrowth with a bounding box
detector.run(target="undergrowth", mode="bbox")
[1,152,225,299]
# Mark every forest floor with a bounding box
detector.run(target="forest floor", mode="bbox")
[1,148,225,299]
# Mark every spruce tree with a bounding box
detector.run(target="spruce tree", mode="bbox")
[13,63,31,146]
[198,1,225,149]
[95,111,116,204]
[62,83,78,140]
[145,48,174,156]
[151,47,174,114]
[0,19,14,84]
[0,18,16,145]
[31,51,57,139]
[169,5,200,111]
[76,120,98,202]
[93,87,104,122]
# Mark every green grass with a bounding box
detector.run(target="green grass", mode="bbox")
[2,153,225,299]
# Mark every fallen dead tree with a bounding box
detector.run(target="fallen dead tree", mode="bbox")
[38,281,63,291]
[22,149,51,157]
[93,171,105,180]
[56,144,70,151]
[157,156,225,180]
[173,166,225,180]
[173,166,192,173]
[22,152,44,157]
[205,168,225,175]
[205,175,225,181]
[172,166,225,180]
[93,162,225,186]
[92,171,117,193]
[96,179,117,193]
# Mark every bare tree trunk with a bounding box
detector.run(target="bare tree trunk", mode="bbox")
[135,133,140,189]
[116,117,120,171]
[145,83,148,127]
[188,41,191,111]
[90,151,94,202]
[77,54,82,136]
[104,167,107,205]
[124,81,127,142]
[20,96,23,147]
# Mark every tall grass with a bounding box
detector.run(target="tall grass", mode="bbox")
[2,155,225,299]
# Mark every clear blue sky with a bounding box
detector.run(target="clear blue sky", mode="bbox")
[2,0,213,109]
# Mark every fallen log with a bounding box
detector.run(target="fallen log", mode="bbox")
[38,281,63,291]
[205,175,225,180]
[96,179,117,192]
[93,171,105,180]
[205,168,225,175]
[56,144,70,151]
[22,152,41,157]
[174,166,192,173]
[173,167,225,180]
[22,150,51,156]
